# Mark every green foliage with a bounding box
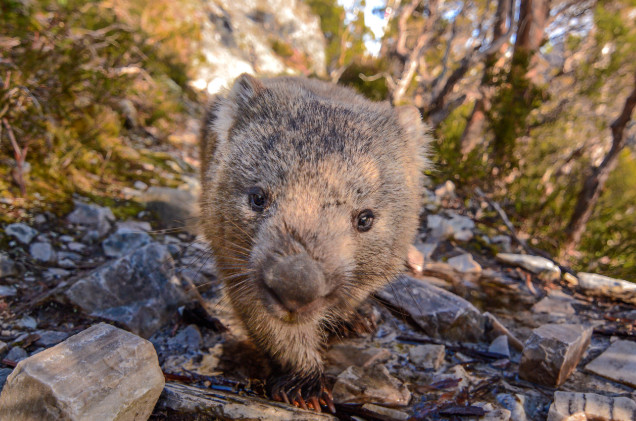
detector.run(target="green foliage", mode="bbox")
[338,59,389,101]
[0,0,197,215]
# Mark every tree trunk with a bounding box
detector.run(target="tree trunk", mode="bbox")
[562,73,636,257]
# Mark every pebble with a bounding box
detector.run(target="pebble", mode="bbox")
[102,229,152,258]
[29,242,57,264]
[488,335,510,358]
[0,285,17,297]
[5,347,27,362]
[66,201,115,236]
[5,223,38,245]
[519,324,592,386]
[409,344,445,370]
[326,343,391,375]
[447,253,482,274]
[66,242,86,252]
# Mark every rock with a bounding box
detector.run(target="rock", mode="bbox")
[491,235,512,253]
[157,381,336,420]
[65,243,188,337]
[408,344,445,370]
[67,201,115,236]
[0,323,164,421]
[563,272,578,285]
[475,403,511,421]
[427,213,475,241]
[434,180,456,199]
[171,325,202,354]
[496,253,561,281]
[531,295,575,316]
[377,275,484,342]
[67,242,86,252]
[29,242,57,263]
[332,364,411,406]
[0,341,7,354]
[16,316,37,329]
[578,272,636,304]
[141,186,198,234]
[547,392,636,421]
[585,340,636,388]
[325,343,391,375]
[5,347,27,362]
[34,331,70,347]
[414,241,437,261]
[5,223,38,245]
[133,181,148,191]
[361,404,410,420]
[488,335,510,358]
[0,253,18,278]
[0,285,17,297]
[497,394,528,421]
[102,228,152,258]
[519,324,593,387]
[447,253,482,274]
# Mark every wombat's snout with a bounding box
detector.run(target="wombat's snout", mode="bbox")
[263,252,328,313]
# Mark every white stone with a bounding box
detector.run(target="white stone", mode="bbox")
[496,253,561,281]
[547,392,636,421]
[0,323,164,421]
[578,272,636,303]
[447,253,482,274]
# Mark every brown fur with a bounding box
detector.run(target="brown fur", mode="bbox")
[200,74,430,398]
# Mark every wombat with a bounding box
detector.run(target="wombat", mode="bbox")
[200,74,429,411]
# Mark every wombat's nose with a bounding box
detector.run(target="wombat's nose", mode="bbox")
[263,253,327,312]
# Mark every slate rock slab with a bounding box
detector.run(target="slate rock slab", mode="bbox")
[0,323,164,421]
[67,201,115,236]
[377,275,484,341]
[519,324,592,387]
[65,243,187,337]
[585,340,636,388]
[547,392,636,421]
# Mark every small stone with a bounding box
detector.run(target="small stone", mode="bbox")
[67,201,115,236]
[5,347,27,362]
[102,229,152,258]
[67,242,86,252]
[16,316,37,330]
[361,404,410,420]
[29,242,57,263]
[57,251,82,262]
[408,344,445,370]
[578,272,636,304]
[171,325,202,353]
[0,253,18,278]
[563,272,578,285]
[5,223,38,245]
[434,180,456,199]
[496,253,561,281]
[532,296,575,316]
[65,243,188,337]
[491,235,512,253]
[332,364,411,406]
[496,394,527,421]
[377,275,484,342]
[326,344,391,375]
[547,392,636,421]
[0,285,17,297]
[116,221,152,232]
[585,340,636,388]
[519,324,593,387]
[134,181,148,191]
[34,331,70,347]
[428,213,475,241]
[489,335,510,358]
[59,235,74,243]
[0,323,164,421]
[447,253,482,274]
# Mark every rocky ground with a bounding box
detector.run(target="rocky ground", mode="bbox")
[0,180,635,420]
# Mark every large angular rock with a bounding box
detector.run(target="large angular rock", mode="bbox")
[5,223,38,245]
[519,324,592,387]
[585,340,636,388]
[67,201,115,236]
[377,275,484,341]
[65,243,188,337]
[496,253,561,281]
[332,364,411,406]
[547,392,636,421]
[0,323,164,421]
[578,272,636,304]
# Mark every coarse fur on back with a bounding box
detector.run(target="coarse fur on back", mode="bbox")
[199,74,430,407]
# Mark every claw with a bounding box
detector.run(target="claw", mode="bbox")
[280,391,290,405]
[310,397,321,413]
[322,388,336,414]
[296,394,308,410]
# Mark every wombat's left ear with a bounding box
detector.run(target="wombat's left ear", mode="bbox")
[396,106,431,172]
[231,73,265,108]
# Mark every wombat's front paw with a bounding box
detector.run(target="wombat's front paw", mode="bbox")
[268,371,335,413]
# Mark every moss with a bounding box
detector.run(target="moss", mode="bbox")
[271,39,295,58]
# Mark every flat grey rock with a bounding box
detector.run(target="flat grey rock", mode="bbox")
[547,392,636,421]
[519,324,592,387]
[585,340,636,388]
[447,253,482,274]
[102,229,152,258]
[67,201,115,236]
[0,323,164,421]
[35,331,70,347]
[378,275,484,341]
[489,335,510,358]
[65,243,188,337]
[5,347,27,362]
[29,242,57,263]
[5,223,38,245]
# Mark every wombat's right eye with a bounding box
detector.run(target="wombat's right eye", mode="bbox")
[248,187,267,212]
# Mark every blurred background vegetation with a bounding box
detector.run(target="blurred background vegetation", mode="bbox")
[1,0,635,279]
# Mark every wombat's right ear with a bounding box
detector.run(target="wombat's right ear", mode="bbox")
[214,73,265,146]
[396,106,432,181]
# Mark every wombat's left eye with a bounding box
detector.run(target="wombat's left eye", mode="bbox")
[248,187,267,212]
[355,209,374,232]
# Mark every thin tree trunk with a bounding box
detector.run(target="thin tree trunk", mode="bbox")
[562,73,636,257]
